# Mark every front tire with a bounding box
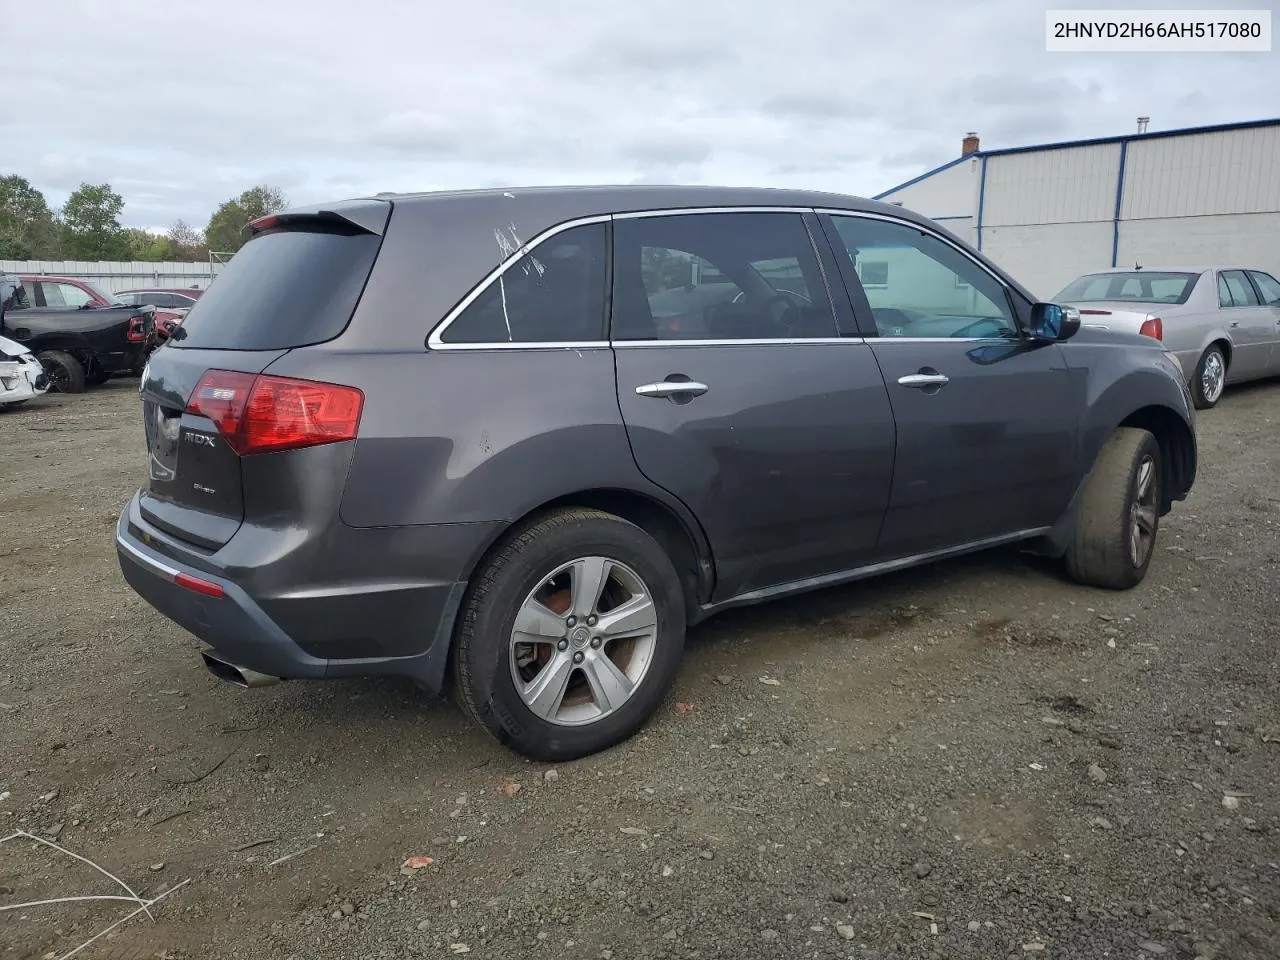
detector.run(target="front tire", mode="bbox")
[1065,427,1162,590]
[451,508,686,762]
[1192,344,1226,409]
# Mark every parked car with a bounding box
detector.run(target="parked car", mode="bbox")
[115,287,205,340]
[0,333,49,408]
[115,187,1198,762]
[1054,266,1280,409]
[1,273,154,392]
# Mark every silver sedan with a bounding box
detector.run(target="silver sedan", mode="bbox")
[1053,266,1280,408]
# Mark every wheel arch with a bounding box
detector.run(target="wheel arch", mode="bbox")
[1117,404,1196,513]
[461,486,716,627]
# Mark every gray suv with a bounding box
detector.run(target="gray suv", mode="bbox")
[116,186,1197,760]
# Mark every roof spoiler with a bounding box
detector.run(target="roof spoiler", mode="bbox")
[248,198,392,238]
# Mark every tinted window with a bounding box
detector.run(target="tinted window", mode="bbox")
[1221,270,1259,307]
[116,293,140,306]
[441,222,607,344]
[829,215,1016,339]
[173,227,381,350]
[1054,271,1199,304]
[612,212,836,341]
[1249,271,1280,305]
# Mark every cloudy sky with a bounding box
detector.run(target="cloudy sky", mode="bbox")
[2,0,1276,232]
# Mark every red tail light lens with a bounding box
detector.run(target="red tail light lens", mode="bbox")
[185,370,364,455]
[127,315,147,342]
[1139,316,1164,340]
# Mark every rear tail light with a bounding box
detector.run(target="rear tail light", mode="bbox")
[1139,316,1164,340]
[185,370,364,455]
[127,315,147,342]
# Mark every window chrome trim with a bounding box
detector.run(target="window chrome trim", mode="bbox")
[612,205,816,220]
[429,204,1012,350]
[426,214,612,349]
[613,336,864,348]
[428,206,840,349]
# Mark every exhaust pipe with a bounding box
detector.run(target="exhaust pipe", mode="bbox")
[201,651,282,688]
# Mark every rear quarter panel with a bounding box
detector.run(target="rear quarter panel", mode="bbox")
[263,346,685,531]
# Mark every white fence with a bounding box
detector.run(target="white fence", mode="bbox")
[1,259,225,295]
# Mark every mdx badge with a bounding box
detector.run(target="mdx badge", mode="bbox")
[184,431,217,448]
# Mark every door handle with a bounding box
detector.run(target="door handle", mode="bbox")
[897,373,950,389]
[1230,320,1240,328]
[636,380,709,398]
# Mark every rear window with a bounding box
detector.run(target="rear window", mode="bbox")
[1054,271,1198,305]
[173,227,380,350]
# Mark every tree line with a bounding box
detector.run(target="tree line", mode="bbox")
[0,175,288,263]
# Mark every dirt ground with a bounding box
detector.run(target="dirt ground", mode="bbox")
[2,377,1279,960]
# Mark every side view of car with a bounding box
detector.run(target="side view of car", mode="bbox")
[1054,266,1280,409]
[116,186,1197,762]
[1,272,154,392]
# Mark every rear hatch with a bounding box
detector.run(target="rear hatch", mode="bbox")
[137,201,390,550]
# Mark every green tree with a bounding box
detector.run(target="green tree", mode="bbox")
[205,185,287,253]
[0,175,60,259]
[124,228,174,261]
[60,182,130,260]
[167,219,209,261]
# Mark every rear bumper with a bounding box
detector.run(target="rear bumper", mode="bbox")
[115,494,497,691]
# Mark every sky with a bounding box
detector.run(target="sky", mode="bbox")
[2,0,1277,232]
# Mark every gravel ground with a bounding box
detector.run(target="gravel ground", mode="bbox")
[1,377,1279,960]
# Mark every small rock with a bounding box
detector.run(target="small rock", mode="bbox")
[1088,763,1107,783]
[340,901,356,916]
[330,910,344,920]
[1090,816,1114,830]
[543,769,560,782]
[417,920,431,931]
[149,862,165,872]
[698,850,714,860]
[1041,717,1065,727]
[921,893,939,907]
[1023,943,1046,952]
[619,826,648,836]
[836,925,856,941]
[759,676,780,686]
[44,823,64,839]
[1138,941,1168,955]
[715,675,733,685]
[914,862,932,879]
[39,790,58,803]
[761,929,780,942]
[1222,795,1240,810]
[449,945,471,955]
[661,865,674,877]
[968,921,981,932]
[1067,720,1085,734]
[832,890,849,903]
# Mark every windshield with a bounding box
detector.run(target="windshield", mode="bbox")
[83,281,126,306]
[1054,271,1199,305]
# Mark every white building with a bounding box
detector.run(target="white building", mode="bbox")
[873,118,1280,299]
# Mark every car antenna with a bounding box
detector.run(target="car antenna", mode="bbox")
[1134,262,1142,270]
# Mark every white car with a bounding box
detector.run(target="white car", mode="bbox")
[0,333,49,408]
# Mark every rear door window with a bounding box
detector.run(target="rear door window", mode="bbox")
[439,222,608,344]
[173,226,382,350]
[611,212,837,341]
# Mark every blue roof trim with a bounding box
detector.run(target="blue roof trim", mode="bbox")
[872,155,970,200]
[872,117,1280,198]
[981,116,1280,157]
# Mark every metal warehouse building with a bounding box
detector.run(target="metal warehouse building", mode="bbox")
[874,118,1280,299]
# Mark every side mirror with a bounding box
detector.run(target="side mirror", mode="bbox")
[1029,302,1081,341]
